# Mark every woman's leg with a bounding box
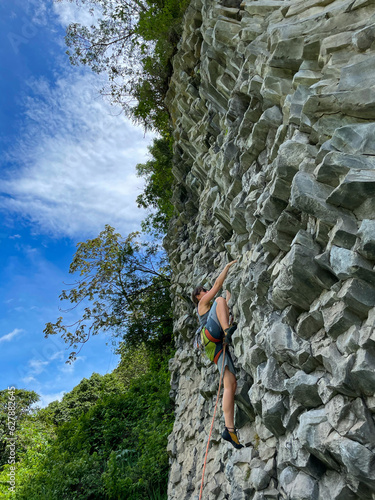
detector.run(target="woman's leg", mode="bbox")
[215,297,230,331]
[221,364,243,448]
[222,366,237,429]
[215,296,237,344]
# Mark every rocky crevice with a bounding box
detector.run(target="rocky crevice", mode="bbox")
[164,0,375,498]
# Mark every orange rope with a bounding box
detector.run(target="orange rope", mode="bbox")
[198,343,227,500]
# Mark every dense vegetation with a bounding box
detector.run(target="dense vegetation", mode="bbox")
[136,136,174,236]
[0,355,174,499]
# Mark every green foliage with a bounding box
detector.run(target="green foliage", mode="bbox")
[44,225,172,362]
[101,364,173,499]
[0,405,55,498]
[10,359,173,499]
[136,136,175,236]
[114,343,150,388]
[38,372,125,426]
[0,389,39,420]
[0,389,39,468]
[60,0,190,132]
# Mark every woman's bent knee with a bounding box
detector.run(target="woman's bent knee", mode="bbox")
[215,297,226,305]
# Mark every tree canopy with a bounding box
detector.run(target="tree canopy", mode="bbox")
[59,0,190,132]
[39,372,124,426]
[0,389,40,468]
[44,225,172,362]
[0,359,173,499]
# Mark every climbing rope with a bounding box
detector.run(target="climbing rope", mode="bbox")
[199,343,227,500]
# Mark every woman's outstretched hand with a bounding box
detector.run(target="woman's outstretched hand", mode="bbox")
[226,260,237,268]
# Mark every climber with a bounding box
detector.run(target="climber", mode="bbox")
[192,260,243,449]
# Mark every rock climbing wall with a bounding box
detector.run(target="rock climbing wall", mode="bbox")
[164,0,375,498]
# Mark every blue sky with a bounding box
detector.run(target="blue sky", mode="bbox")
[0,0,155,406]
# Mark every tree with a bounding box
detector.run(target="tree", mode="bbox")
[113,343,150,386]
[0,389,40,468]
[44,225,172,362]
[136,136,175,236]
[38,372,125,426]
[59,0,189,132]
[9,361,173,500]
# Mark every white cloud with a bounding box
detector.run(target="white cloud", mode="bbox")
[0,70,155,238]
[19,348,66,385]
[50,350,65,362]
[0,328,23,343]
[29,358,50,375]
[29,0,49,27]
[53,0,101,28]
[24,349,83,383]
[38,390,66,408]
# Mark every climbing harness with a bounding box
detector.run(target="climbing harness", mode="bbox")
[201,326,224,363]
[198,343,227,500]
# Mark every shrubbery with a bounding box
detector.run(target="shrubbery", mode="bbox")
[0,355,173,499]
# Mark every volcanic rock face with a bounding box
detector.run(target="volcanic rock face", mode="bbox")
[164,1,375,498]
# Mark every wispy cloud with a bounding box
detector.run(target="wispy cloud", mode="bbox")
[50,350,65,362]
[38,390,66,408]
[0,328,23,343]
[29,0,49,27]
[23,348,83,382]
[29,358,50,375]
[53,0,100,28]
[0,70,154,238]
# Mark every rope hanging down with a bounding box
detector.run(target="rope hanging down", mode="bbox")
[199,343,227,500]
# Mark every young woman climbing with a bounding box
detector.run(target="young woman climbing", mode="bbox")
[192,260,243,449]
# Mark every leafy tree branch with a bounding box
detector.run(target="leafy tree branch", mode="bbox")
[58,0,190,133]
[44,225,172,362]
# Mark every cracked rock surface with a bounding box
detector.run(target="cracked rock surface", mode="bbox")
[164,0,375,498]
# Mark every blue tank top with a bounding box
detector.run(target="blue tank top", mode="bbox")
[198,308,210,328]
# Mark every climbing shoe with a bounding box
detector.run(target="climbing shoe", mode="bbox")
[224,323,237,346]
[222,427,244,449]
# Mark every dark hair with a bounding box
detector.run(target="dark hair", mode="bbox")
[191,286,207,305]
